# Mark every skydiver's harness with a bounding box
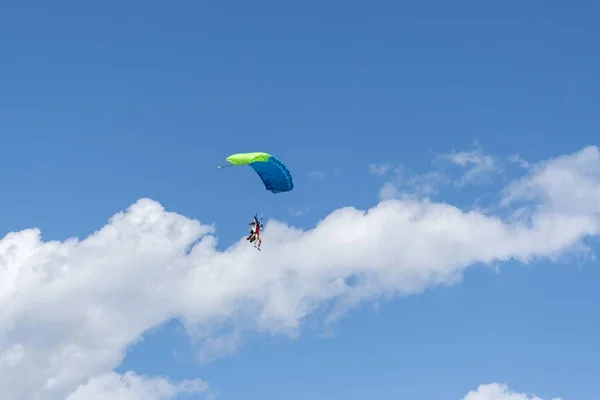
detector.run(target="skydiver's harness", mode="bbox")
[247,216,262,243]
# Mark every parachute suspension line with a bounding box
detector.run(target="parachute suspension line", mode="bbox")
[251,213,263,225]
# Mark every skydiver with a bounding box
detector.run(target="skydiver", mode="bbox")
[246,220,255,241]
[246,215,262,249]
[254,217,262,250]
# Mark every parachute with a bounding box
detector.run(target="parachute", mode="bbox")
[217,152,294,194]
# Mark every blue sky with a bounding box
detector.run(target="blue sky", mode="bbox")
[1,1,599,399]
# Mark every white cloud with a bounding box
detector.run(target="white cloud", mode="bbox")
[502,145,600,215]
[65,371,208,400]
[1,146,599,399]
[405,171,450,196]
[309,171,327,179]
[508,154,531,169]
[462,383,562,400]
[375,146,497,198]
[368,162,392,176]
[289,205,312,217]
[374,164,448,199]
[441,147,497,186]
[378,181,401,200]
[377,170,450,201]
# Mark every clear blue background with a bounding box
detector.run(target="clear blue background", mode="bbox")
[1,1,599,398]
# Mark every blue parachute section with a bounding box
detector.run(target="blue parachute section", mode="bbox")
[249,156,294,194]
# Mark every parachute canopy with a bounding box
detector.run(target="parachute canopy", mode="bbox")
[221,152,294,193]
